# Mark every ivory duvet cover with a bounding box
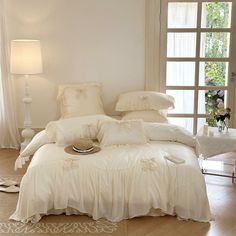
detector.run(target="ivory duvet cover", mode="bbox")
[11,141,211,223]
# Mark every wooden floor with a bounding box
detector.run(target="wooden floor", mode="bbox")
[0,149,236,236]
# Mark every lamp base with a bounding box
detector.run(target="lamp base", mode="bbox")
[20,75,35,153]
[20,128,35,153]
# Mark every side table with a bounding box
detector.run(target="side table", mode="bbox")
[196,127,236,183]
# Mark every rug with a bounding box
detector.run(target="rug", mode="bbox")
[0,176,127,235]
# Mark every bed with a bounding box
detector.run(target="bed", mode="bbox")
[10,85,211,223]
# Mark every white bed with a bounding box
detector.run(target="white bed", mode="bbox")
[11,139,211,223]
[10,86,211,223]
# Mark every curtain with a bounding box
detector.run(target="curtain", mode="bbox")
[0,0,20,148]
[145,0,161,91]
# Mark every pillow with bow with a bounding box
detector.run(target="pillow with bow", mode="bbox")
[57,82,105,119]
[97,119,147,146]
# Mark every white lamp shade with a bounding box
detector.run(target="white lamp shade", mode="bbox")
[10,40,43,74]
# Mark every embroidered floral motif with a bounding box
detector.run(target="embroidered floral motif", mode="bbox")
[117,121,132,130]
[63,159,77,170]
[140,95,149,100]
[140,158,159,171]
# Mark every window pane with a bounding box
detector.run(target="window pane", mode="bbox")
[167,90,194,114]
[167,62,195,86]
[198,90,227,126]
[197,118,207,132]
[168,118,193,133]
[167,33,196,57]
[201,2,232,28]
[200,32,230,58]
[199,62,228,86]
[168,2,198,28]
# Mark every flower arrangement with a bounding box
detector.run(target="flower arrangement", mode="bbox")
[205,90,225,126]
[214,102,231,132]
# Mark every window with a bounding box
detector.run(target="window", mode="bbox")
[160,1,235,133]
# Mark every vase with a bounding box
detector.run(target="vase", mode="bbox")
[217,119,229,132]
[225,117,229,132]
[217,120,224,132]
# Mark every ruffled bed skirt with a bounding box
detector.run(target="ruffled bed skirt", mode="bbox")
[11,205,212,224]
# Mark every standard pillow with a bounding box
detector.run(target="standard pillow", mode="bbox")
[45,114,114,145]
[144,123,195,147]
[115,91,175,112]
[121,110,168,123]
[97,120,147,146]
[57,82,105,119]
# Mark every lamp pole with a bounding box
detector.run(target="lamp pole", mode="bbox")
[20,74,35,153]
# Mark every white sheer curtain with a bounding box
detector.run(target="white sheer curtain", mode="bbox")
[145,0,161,91]
[0,1,20,148]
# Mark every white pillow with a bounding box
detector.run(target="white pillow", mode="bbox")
[15,130,52,170]
[97,120,147,146]
[115,91,175,112]
[144,123,195,147]
[45,114,114,145]
[57,82,105,119]
[20,130,51,158]
[122,110,168,123]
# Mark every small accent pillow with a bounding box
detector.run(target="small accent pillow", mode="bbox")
[57,82,105,119]
[121,110,168,123]
[115,91,175,112]
[45,114,114,146]
[97,120,147,146]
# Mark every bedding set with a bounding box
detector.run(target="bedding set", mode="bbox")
[11,82,211,223]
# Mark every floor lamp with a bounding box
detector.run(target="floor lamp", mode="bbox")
[10,40,43,153]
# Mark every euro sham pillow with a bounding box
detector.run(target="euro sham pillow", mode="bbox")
[115,91,175,112]
[45,114,114,146]
[97,120,147,146]
[121,110,168,123]
[57,82,105,119]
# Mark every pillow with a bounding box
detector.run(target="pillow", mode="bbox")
[144,123,195,147]
[20,130,51,158]
[121,110,168,123]
[45,114,114,146]
[15,130,52,170]
[57,82,105,119]
[97,120,147,146]
[115,91,175,112]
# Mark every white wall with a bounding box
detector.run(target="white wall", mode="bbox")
[4,0,145,128]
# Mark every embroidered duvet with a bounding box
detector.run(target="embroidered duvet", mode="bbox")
[11,141,211,223]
